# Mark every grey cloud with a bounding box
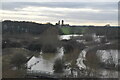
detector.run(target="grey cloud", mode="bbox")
[36,7,117,21]
[2,2,27,10]
[1,2,117,25]
[2,2,117,11]
[64,11,117,21]
[36,10,117,24]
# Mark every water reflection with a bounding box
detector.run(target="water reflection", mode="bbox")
[97,50,118,65]
[27,46,119,78]
[27,47,64,73]
[27,55,54,72]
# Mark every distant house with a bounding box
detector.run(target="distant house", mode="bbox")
[56,20,70,27]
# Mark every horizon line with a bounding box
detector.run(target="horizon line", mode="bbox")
[2,20,119,27]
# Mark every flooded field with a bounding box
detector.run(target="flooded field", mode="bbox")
[27,43,119,78]
[2,21,119,78]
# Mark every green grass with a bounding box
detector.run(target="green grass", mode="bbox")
[60,27,71,35]
[60,27,88,35]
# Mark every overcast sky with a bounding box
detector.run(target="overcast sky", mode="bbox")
[0,1,119,26]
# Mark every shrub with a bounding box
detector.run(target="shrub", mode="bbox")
[2,39,22,49]
[63,40,85,53]
[10,53,27,69]
[53,58,65,73]
[26,43,42,52]
[63,43,74,53]
[42,45,57,53]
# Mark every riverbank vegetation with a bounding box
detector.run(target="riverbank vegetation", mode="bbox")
[2,20,119,78]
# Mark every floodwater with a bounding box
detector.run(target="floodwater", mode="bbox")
[97,50,118,65]
[59,34,83,40]
[27,47,64,73]
[27,34,119,78]
[27,48,119,78]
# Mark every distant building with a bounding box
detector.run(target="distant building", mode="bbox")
[58,20,60,25]
[55,20,60,26]
[56,20,69,27]
[61,20,64,26]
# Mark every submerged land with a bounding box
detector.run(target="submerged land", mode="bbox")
[2,20,120,79]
